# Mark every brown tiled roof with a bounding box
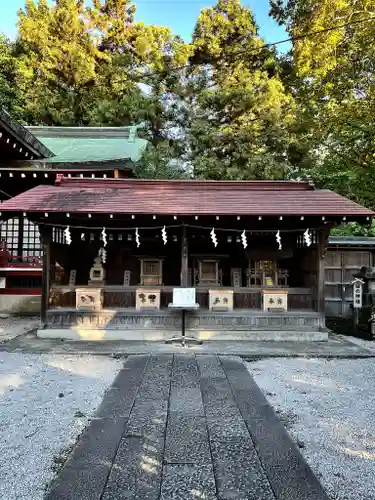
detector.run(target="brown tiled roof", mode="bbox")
[0,177,373,217]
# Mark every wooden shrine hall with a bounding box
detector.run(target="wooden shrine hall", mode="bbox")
[0,175,373,341]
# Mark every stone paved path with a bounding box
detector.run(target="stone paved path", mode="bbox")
[45,354,329,500]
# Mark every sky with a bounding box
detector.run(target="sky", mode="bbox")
[0,0,288,47]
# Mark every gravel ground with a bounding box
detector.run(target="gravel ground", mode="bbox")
[0,352,122,500]
[248,358,375,500]
[0,316,39,342]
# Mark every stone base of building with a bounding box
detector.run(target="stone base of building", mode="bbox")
[0,294,41,314]
[41,308,327,341]
[37,328,328,342]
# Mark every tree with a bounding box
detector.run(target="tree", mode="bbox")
[0,34,24,119]
[270,0,375,211]
[15,0,191,127]
[184,0,296,180]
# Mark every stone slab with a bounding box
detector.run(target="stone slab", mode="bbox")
[137,379,171,400]
[200,377,241,419]
[171,354,200,387]
[110,355,149,388]
[101,436,164,500]
[96,387,138,419]
[169,387,204,416]
[165,414,211,464]
[125,398,168,438]
[45,416,126,500]
[145,354,174,370]
[196,355,227,378]
[137,357,173,400]
[206,415,249,440]
[221,357,330,500]
[160,464,217,500]
[96,355,148,418]
[210,438,275,500]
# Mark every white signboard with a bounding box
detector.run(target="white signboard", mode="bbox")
[172,288,196,307]
[353,280,363,309]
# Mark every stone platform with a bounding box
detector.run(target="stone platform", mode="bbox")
[42,308,326,341]
[44,354,329,500]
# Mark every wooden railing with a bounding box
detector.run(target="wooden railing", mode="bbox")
[49,286,315,311]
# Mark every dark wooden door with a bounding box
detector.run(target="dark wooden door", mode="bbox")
[325,249,372,317]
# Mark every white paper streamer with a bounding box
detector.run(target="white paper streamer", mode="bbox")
[241,230,247,249]
[64,226,71,245]
[135,228,140,247]
[276,230,282,250]
[161,226,167,245]
[99,247,107,264]
[210,227,218,247]
[303,228,312,247]
[101,227,107,247]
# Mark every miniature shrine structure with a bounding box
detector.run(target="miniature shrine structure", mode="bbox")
[0,175,373,340]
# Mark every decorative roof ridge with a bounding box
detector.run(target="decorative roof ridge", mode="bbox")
[27,125,139,140]
[0,109,54,159]
[53,176,314,191]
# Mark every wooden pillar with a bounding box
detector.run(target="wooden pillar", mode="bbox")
[40,226,52,327]
[180,225,188,287]
[17,216,24,261]
[317,228,329,327]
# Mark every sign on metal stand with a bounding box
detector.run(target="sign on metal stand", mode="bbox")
[352,278,364,329]
[352,278,364,309]
[166,288,201,346]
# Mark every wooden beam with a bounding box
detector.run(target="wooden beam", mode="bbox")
[180,225,188,287]
[40,227,52,326]
[316,228,330,327]
[17,216,24,259]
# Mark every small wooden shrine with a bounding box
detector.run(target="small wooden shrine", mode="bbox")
[0,175,373,341]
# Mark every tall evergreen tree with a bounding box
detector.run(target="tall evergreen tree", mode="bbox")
[185,0,296,179]
[270,0,375,209]
[15,0,191,127]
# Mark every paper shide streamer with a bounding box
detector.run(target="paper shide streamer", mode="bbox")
[276,230,282,250]
[64,226,71,245]
[210,227,218,247]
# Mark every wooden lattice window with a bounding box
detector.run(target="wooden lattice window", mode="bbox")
[140,259,163,286]
[198,260,220,285]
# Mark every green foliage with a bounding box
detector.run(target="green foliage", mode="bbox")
[185,0,296,179]
[135,143,188,179]
[331,222,375,237]
[15,0,191,127]
[0,34,23,120]
[1,0,375,197]
[270,0,375,210]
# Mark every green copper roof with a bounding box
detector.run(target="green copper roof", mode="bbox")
[26,126,147,164]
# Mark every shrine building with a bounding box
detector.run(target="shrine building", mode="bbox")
[0,109,145,313]
[0,174,373,341]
